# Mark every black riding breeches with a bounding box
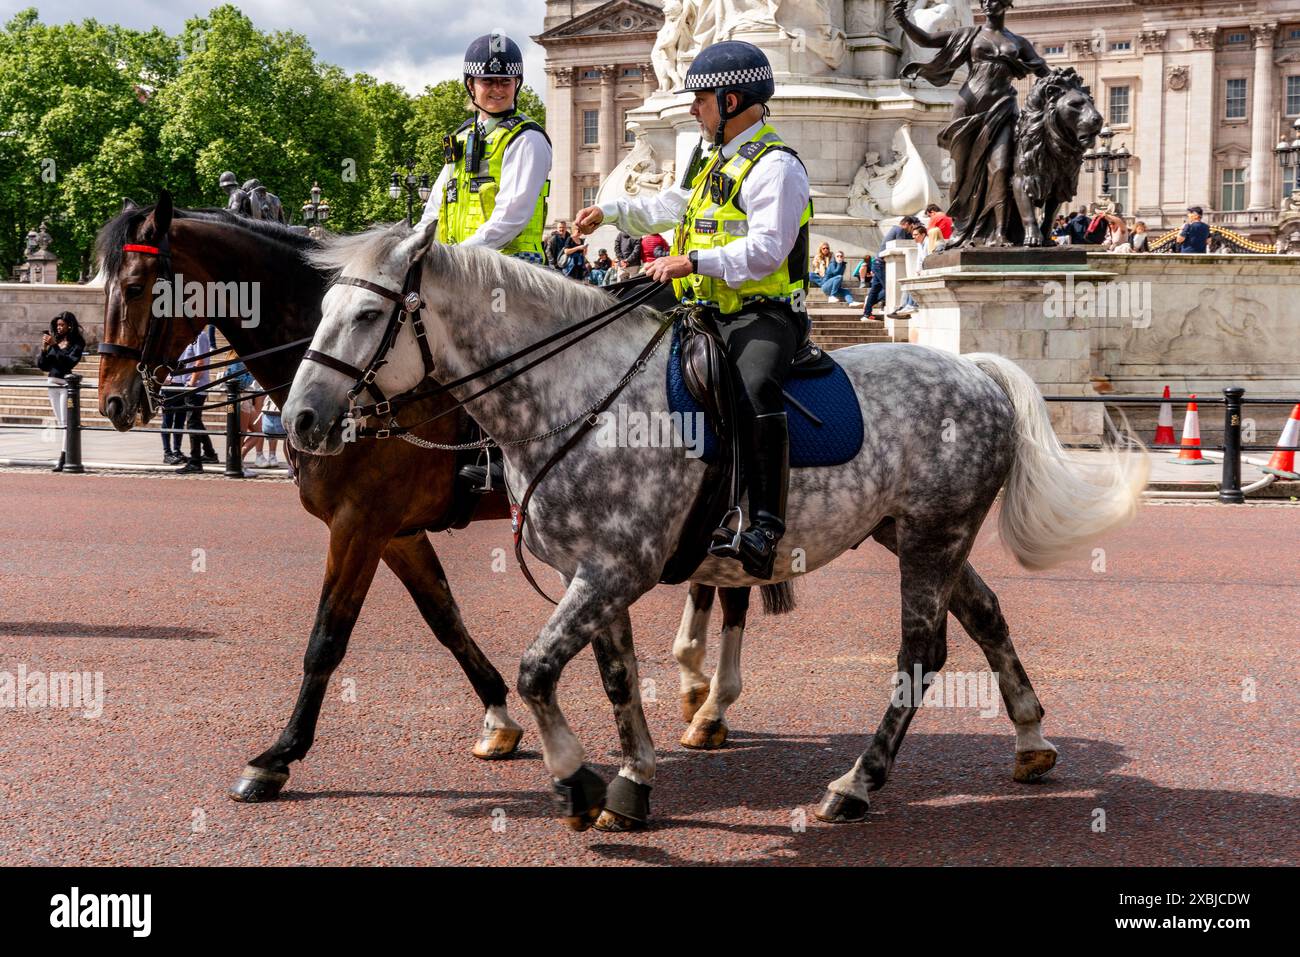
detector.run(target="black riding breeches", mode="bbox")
[714,302,801,419]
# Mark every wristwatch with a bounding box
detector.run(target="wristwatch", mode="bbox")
[687,250,699,273]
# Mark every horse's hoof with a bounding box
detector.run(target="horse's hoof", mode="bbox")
[472,726,523,760]
[681,687,710,723]
[681,717,728,750]
[228,765,289,803]
[813,789,870,824]
[1013,748,1058,782]
[552,765,606,831]
[593,775,650,832]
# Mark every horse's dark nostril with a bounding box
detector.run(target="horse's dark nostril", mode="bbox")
[294,408,317,438]
[105,396,123,422]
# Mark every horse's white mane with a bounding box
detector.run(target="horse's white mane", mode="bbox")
[306,222,657,327]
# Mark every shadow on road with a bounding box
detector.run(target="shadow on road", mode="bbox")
[0,620,217,641]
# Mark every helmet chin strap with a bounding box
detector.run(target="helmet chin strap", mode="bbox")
[466,77,521,120]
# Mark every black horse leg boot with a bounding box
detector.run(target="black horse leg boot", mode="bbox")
[736,411,789,580]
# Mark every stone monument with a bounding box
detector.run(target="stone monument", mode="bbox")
[612,0,962,255]
[23,221,59,285]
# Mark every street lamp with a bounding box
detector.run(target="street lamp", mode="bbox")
[1083,125,1130,205]
[301,181,331,234]
[390,158,430,226]
[1275,116,1300,196]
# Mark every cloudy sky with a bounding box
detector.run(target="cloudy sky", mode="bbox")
[2,0,551,100]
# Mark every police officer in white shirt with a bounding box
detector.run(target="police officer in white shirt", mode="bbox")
[574,41,812,580]
[416,33,552,263]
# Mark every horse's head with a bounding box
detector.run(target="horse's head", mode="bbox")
[95,190,208,429]
[284,220,438,455]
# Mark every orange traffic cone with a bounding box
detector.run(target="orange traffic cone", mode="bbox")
[1154,385,1176,447]
[1171,394,1213,465]
[1262,403,1300,479]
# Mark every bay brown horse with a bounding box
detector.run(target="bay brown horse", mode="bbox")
[95,193,527,802]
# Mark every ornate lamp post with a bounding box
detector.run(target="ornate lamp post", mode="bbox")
[1083,126,1130,204]
[300,181,331,237]
[1274,116,1300,198]
[389,158,431,226]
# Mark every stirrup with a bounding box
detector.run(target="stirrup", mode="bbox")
[707,506,744,560]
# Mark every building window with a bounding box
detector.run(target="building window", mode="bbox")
[1226,31,1248,44]
[1220,167,1246,211]
[1108,85,1131,125]
[1110,171,1129,216]
[582,110,599,145]
[1285,165,1298,199]
[1043,44,1064,55]
[1287,75,1300,115]
[582,186,597,207]
[580,68,601,80]
[1225,78,1247,119]
[1291,28,1300,40]
[624,117,636,145]
[621,66,642,77]
[1109,40,1132,52]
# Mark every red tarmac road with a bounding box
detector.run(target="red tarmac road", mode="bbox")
[1,471,1296,866]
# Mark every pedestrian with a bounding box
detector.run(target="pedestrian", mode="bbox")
[850,255,870,288]
[159,364,189,466]
[863,215,921,319]
[817,250,856,304]
[1178,207,1210,253]
[605,258,629,285]
[35,311,84,472]
[545,221,570,268]
[257,395,287,468]
[640,231,669,263]
[1130,221,1150,252]
[808,241,832,285]
[1100,210,1131,253]
[560,231,588,280]
[1066,206,1091,244]
[174,330,219,474]
[888,224,932,319]
[924,203,953,240]
[589,248,613,285]
[615,229,642,277]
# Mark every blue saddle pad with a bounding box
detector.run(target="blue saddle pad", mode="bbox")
[665,322,864,467]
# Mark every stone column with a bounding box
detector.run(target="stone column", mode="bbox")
[1186,28,1217,212]
[843,0,894,80]
[1135,30,1167,220]
[1248,23,1279,210]
[546,66,575,222]
[599,65,619,181]
[638,62,654,103]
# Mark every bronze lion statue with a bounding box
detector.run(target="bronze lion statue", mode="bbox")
[1012,67,1103,246]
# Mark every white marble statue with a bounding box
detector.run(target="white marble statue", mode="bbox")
[899,0,973,67]
[597,134,675,207]
[652,0,692,92]
[846,124,940,220]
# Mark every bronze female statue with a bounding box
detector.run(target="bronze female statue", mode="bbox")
[893,0,1050,247]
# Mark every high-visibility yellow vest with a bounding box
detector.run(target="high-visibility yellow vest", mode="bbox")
[437,112,550,257]
[673,124,812,315]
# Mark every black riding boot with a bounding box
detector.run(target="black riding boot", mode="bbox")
[711,411,789,580]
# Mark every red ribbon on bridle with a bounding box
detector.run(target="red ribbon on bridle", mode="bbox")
[121,243,162,255]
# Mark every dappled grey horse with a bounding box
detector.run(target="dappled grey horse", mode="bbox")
[284,221,1148,831]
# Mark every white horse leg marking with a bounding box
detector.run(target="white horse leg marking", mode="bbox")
[482,703,521,734]
[673,584,714,721]
[685,587,749,741]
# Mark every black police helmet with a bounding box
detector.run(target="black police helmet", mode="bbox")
[676,41,775,146]
[463,32,524,117]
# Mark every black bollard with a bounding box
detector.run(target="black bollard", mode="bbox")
[63,373,85,474]
[1219,387,1244,504]
[224,379,244,479]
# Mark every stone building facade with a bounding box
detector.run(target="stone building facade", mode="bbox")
[535,1,665,224]
[1004,0,1300,240]
[538,0,1300,242]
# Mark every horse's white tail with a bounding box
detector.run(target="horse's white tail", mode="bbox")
[966,353,1149,570]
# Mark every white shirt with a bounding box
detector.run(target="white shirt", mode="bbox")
[598,120,810,288]
[417,117,552,251]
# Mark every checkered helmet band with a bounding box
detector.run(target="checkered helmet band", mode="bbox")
[464,59,523,77]
[683,65,774,90]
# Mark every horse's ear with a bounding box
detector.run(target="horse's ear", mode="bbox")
[121,197,138,212]
[395,218,438,266]
[145,189,174,241]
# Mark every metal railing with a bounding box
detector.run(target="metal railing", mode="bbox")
[1044,387,1299,503]
[0,374,282,478]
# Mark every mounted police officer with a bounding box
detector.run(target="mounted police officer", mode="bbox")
[416,32,552,264]
[574,40,811,580]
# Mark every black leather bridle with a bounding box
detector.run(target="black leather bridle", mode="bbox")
[300,259,436,438]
